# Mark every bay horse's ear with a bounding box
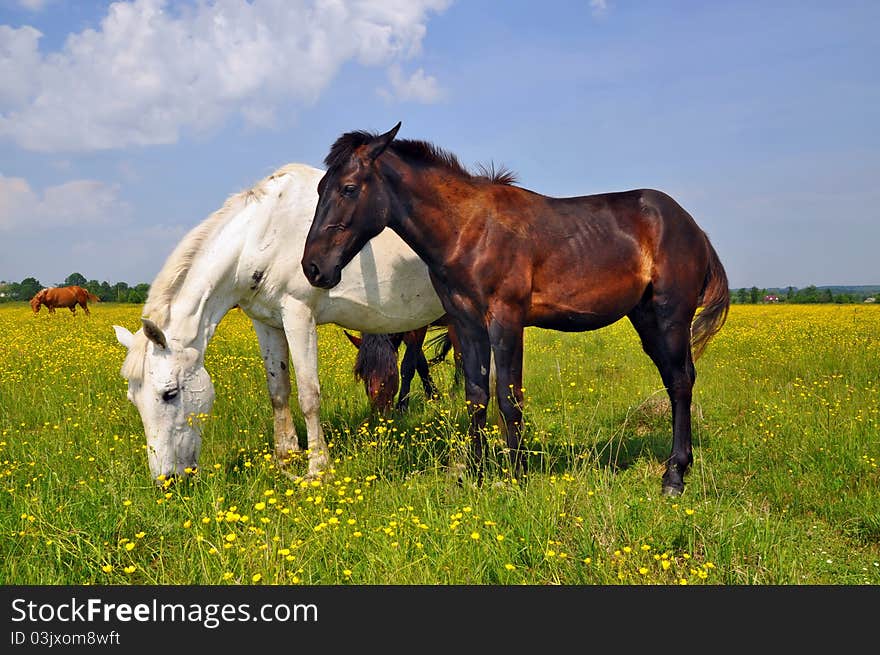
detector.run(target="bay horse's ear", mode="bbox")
[141,318,168,350]
[366,121,401,161]
[344,330,362,349]
[113,325,134,350]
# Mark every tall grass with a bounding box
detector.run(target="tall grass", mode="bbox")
[0,303,877,584]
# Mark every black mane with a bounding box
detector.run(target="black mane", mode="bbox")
[352,333,400,383]
[324,130,517,185]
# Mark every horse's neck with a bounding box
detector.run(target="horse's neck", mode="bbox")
[164,217,254,354]
[386,161,474,272]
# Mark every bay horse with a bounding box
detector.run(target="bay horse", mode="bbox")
[31,286,100,315]
[344,319,461,413]
[301,123,730,496]
[344,326,437,414]
[112,163,445,483]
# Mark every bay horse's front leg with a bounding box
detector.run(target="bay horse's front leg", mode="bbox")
[451,318,492,482]
[251,319,301,466]
[488,318,527,480]
[281,299,330,480]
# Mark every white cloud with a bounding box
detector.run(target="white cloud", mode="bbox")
[590,0,609,17]
[0,174,131,230]
[18,0,50,11]
[382,63,445,103]
[0,0,450,152]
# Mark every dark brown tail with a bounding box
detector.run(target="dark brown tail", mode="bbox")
[426,329,453,365]
[691,236,730,361]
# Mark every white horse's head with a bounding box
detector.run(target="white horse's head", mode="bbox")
[113,319,214,483]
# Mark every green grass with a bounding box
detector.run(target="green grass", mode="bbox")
[0,302,878,584]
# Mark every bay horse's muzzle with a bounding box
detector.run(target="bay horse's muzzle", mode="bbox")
[303,260,340,289]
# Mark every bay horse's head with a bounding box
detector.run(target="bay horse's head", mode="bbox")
[344,330,401,414]
[302,122,402,289]
[113,319,214,483]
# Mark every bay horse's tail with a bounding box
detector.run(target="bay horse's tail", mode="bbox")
[426,329,453,366]
[691,236,730,361]
[87,292,100,303]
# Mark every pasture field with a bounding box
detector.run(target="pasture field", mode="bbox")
[1,302,878,585]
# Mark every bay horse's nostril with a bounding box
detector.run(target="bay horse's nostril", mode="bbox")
[308,262,321,284]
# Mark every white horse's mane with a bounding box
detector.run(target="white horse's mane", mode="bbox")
[121,163,304,382]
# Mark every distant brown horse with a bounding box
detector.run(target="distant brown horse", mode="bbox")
[302,122,730,496]
[31,286,100,316]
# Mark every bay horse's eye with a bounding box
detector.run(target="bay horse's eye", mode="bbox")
[341,183,358,197]
[162,388,179,402]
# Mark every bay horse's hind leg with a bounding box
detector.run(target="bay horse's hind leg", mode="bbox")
[397,343,416,412]
[82,301,91,316]
[628,293,697,496]
[414,347,436,399]
[397,328,436,411]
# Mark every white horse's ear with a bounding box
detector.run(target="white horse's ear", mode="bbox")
[141,318,168,349]
[113,325,134,350]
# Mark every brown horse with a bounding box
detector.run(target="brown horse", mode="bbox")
[345,321,463,414]
[301,122,730,496]
[345,326,435,414]
[31,286,100,316]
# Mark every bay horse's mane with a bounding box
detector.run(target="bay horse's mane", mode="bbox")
[324,131,518,186]
[123,163,306,383]
[352,333,400,385]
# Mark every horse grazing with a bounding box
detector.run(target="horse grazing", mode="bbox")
[31,286,100,316]
[301,123,730,496]
[343,319,460,413]
[112,163,444,483]
[344,326,436,413]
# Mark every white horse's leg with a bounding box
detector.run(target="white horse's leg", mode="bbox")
[251,319,301,466]
[281,299,330,479]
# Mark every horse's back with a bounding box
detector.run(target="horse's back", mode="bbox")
[483,187,713,330]
[238,165,443,333]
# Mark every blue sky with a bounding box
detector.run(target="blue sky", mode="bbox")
[1,0,877,289]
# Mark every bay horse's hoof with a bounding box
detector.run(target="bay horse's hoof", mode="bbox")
[662,483,684,497]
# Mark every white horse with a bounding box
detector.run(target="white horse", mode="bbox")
[113,163,444,482]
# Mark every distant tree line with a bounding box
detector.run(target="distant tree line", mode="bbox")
[731,285,877,304]
[0,272,150,304]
